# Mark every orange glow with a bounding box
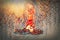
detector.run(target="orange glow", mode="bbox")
[28,14,33,20]
[3,3,25,17]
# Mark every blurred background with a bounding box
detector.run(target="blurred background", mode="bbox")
[0,0,60,40]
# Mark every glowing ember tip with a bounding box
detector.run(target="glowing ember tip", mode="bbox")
[26,25,33,32]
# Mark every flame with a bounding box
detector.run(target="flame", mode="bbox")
[25,3,35,32]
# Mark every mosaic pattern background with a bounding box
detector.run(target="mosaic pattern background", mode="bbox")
[0,0,60,40]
